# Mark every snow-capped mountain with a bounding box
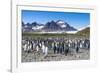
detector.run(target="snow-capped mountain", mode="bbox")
[76,26,90,36]
[22,20,77,33]
[56,20,66,28]
[32,25,44,30]
[22,22,44,32]
[42,20,62,31]
[42,20,77,32]
[57,20,77,31]
[78,25,90,31]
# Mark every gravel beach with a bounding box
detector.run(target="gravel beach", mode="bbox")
[22,48,90,62]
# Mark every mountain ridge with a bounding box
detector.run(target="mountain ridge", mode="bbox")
[22,20,77,33]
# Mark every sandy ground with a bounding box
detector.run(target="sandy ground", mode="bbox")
[22,49,90,62]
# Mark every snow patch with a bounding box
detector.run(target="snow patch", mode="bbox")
[60,24,66,28]
[32,26,44,30]
[57,20,65,24]
[78,25,90,31]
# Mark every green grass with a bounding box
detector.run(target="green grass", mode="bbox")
[76,27,90,37]
[22,32,89,39]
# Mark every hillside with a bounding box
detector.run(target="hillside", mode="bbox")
[76,27,90,37]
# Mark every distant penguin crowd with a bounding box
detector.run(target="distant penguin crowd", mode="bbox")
[22,37,90,57]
